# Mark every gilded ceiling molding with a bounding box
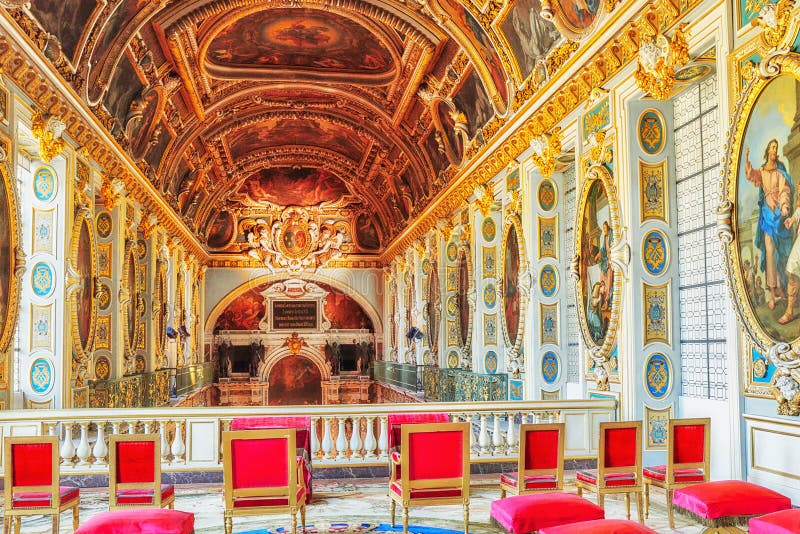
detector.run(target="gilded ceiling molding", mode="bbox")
[0,13,209,262]
[380,0,701,264]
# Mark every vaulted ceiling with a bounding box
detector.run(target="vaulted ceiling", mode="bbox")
[17,0,563,259]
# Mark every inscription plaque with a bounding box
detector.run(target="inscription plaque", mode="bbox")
[272,300,318,330]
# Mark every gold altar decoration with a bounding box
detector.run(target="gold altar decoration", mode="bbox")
[30,110,66,163]
[529,128,562,179]
[634,24,689,101]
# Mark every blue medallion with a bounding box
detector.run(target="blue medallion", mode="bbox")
[446,242,458,261]
[33,167,56,202]
[538,180,557,211]
[639,110,665,155]
[483,283,497,308]
[485,350,498,374]
[541,351,559,384]
[482,218,496,241]
[539,265,558,297]
[642,229,668,276]
[30,357,52,394]
[645,352,671,399]
[31,262,54,297]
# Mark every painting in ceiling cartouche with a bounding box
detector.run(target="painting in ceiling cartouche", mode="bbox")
[236,168,350,207]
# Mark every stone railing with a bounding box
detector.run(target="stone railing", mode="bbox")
[0,400,616,473]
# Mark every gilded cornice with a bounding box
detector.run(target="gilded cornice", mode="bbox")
[206,254,382,269]
[0,11,209,262]
[380,0,700,264]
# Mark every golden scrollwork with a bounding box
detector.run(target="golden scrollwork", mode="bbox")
[633,23,689,101]
[31,110,66,163]
[475,183,494,217]
[750,0,796,51]
[529,128,563,178]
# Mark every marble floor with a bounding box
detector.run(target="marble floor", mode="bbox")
[6,475,710,533]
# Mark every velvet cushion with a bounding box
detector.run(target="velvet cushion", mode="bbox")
[603,427,637,468]
[74,509,194,534]
[524,429,559,470]
[115,441,155,484]
[489,492,604,533]
[538,519,658,533]
[749,509,800,534]
[672,480,791,520]
[407,430,463,480]
[642,465,704,483]
[500,472,558,490]
[11,442,54,487]
[231,438,289,489]
[576,469,637,487]
[390,481,462,500]
[387,413,449,450]
[672,424,705,464]
[12,486,79,508]
[116,484,174,504]
[232,486,307,508]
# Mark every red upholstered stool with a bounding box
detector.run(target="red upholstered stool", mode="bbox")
[672,480,791,533]
[490,492,604,533]
[538,519,658,533]
[74,509,194,534]
[749,509,800,534]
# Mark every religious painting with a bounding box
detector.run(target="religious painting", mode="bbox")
[423,128,449,176]
[126,87,163,161]
[75,216,95,352]
[355,212,381,251]
[453,69,495,139]
[542,0,603,41]
[498,0,560,81]
[237,167,349,207]
[206,210,236,250]
[204,9,395,83]
[124,247,137,352]
[0,162,19,354]
[726,73,800,346]
[101,54,144,130]
[433,99,463,164]
[425,262,441,356]
[30,0,97,63]
[322,286,373,331]
[268,356,322,406]
[456,248,471,348]
[502,223,521,346]
[575,165,621,359]
[144,120,173,173]
[216,288,266,332]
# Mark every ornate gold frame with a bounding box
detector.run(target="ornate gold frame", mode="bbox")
[424,254,442,359]
[121,241,139,369]
[572,164,623,383]
[68,211,97,387]
[541,0,613,42]
[0,150,22,356]
[501,213,529,376]
[455,244,475,362]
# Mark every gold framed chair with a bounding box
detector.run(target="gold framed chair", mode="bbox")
[3,436,80,533]
[500,422,565,498]
[222,428,308,534]
[109,433,175,510]
[644,417,710,529]
[576,420,644,523]
[389,422,470,534]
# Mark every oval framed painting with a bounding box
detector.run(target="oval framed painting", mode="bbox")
[207,210,237,250]
[425,260,441,358]
[574,164,622,363]
[70,211,97,383]
[502,216,527,354]
[456,245,474,352]
[0,156,21,355]
[155,262,169,361]
[122,243,138,355]
[542,0,608,41]
[723,66,800,363]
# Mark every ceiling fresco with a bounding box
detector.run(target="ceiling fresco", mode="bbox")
[16,0,570,263]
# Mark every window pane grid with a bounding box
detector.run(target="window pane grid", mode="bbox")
[563,165,580,383]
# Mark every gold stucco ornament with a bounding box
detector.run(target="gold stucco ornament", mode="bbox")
[634,24,689,101]
[31,111,66,163]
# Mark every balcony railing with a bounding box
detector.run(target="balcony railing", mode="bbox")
[373,361,420,391]
[0,399,616,474]
[173,362,215,397]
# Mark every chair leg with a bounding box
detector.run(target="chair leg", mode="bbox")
[291,507,298,534]
[463,501,469,534]
[12,518,19,534]
[500,488,506,499]
[390,500,396,527]
[2,516,9,534]
[636,491,643,524]
[74,503,80,531]
[597,492,604,510]
[52,513,59,533]
[624,493,630,520]
[301,503,307,531]
[403,506,409,534]
[576,486,582,497]
[224,514,233,534]
[644,483,650,519]
[667,489,675,529]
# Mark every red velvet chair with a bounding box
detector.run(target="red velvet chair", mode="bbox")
[643,417,709,529]
[108,434,175,510]
[576,421,643,523]
[500,423,564,498]
[387,412,451,451]
[389,422,470,534]
[222,428,308,534]
[3,436,80,533]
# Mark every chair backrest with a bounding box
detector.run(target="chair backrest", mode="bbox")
[109,434,162,507]
[4,436,59,512]
[388,413,450,450]
[518,423,564,487]
[668,417,710,483]
[598,421,641,486]
[222,428,298,511]
[399,422,469,499]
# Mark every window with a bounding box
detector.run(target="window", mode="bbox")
[563,164,580,383]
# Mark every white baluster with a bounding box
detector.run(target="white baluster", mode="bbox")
[335,418,347,460]
[46,423,57,437]
[364,416,377,458]
[111,421,121,436]
[506,413,517,456]
[128,420,137,434]
[321,418,334,460]
[492,414,503,455]
[93,422,108,466]
[349,418,363,460]
[377,416,388,458]
[171,421,185,463]
[77,422,91,465]
[310,417,320,460]
[479,414,490,455]
[160,421,170,463]
[144,421,151,434]
[60,424,76,466]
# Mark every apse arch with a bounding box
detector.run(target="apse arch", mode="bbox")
[204,272,383,337]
